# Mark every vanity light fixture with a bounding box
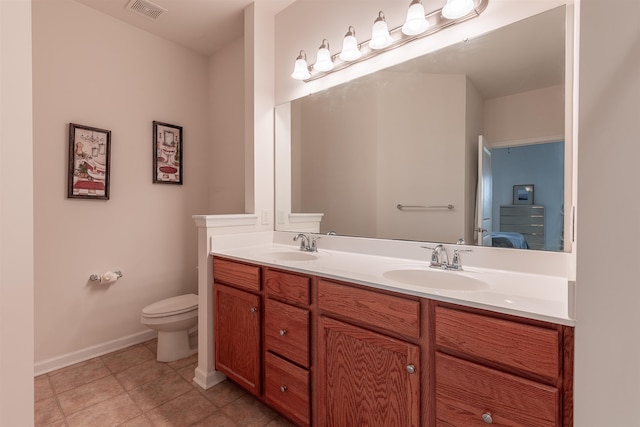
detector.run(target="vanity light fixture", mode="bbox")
[313,39,334,71]
[339,26,362,61]
[402,0,429,36]
[291,0,488,82]
[369,11,393,50]
[291,50,311,80]
[441,0,475,19]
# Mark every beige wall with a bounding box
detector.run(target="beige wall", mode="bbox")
[0,0,34,424]
[484,84,565,144]
[32,0,211,366]
[207,38,246,214]
[575,0,640,424]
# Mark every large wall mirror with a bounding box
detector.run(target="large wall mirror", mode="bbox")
[276,6,570,252]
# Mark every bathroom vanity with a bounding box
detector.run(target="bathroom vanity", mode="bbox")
[210,244,574,427]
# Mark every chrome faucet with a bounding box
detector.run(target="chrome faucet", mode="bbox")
[429,244,449,269]
[422,244,471,271]
[293,233,317,252]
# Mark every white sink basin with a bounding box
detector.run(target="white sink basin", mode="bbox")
[382,268,489,291]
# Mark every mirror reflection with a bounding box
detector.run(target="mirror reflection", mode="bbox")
[278,6,567,252]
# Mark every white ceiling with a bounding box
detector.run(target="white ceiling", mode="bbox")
[73,0,255,56]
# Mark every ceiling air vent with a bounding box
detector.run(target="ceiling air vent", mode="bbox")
[125,0,167,20]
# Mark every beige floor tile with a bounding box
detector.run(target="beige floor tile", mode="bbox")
[57,375,124,416]
[145,389,217,427]
[220,394,278,427]
[115,359,174,391]
[128,372,193,412]
[202,379,246,408]
[65,393,141,427]
[34,375,54,402]
[167,352,198,370]
[190,409,239,427]
[34,396,64,427]
[266,416,298,427]
[143,339,158,353]
[118,414,155,426]
[102,344,155,374]
[175,362,197,383]
[48,357,111,394]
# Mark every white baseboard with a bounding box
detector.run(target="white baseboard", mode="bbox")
[34,330,157,376]
[193,365,226,390]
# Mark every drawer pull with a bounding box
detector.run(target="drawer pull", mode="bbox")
[406,364,416,374]
[280,385,287,393]
[250,307,258,313]
[279,329,287,336]
[482,412,493,424]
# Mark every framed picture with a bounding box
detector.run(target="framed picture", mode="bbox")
[153,121,183,185]
[68,123,111,200]
[513,184,534,205]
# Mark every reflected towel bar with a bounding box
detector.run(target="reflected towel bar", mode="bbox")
[397,204,454,210]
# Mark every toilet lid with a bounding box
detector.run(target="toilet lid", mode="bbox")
[142,294,198,318]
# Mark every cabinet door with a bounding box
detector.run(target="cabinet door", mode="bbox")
[215,283,261,396]
[318,316,420,427]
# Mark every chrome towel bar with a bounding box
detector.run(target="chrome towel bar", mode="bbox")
[397,204,454,210]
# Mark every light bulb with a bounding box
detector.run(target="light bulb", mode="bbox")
[369,11,393,50]
[291,51,310,80]
[402,0,429,36]
[442,0,474,20]
[313,39,334,72]
[339,26,361,61]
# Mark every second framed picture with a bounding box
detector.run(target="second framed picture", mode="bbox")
[513,184,534,205]
[153,121,183,185]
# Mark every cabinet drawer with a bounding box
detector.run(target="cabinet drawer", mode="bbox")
[213,258,260,292]
[436,353,559,427]
[265,298,310,368]
[435,306,559,382]
[264,269,311,306]
[264,352,310,427]
[318,279,420,339]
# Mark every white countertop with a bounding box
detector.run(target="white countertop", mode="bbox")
[211,243,575,326]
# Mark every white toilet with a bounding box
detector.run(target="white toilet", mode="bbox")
[141,293,198,362]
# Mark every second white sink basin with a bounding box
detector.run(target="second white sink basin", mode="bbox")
[382,268,489,291]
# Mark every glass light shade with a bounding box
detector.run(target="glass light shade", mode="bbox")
[339,27,361,61]
[442,0,474,19]
[314,44,334,72]
[369,12,393,50]
[402,1,429,36]
[291,54,310,80]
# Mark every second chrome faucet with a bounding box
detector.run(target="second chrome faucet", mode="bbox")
[293,233,317,252]
[423,244,471,271]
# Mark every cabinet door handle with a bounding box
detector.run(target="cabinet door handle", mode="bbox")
[279,329,287,336]
[280,385,287,393]
[482,412,493,424]
[406,364,416,374]
[250,307,258,313]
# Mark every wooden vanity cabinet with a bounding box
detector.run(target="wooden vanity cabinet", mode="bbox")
[317,279,422,427]
[263,268,312,427]
[213,259,262,397]
[433,303,574,427]
[213,256,574,427]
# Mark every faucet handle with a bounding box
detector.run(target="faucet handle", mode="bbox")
[451,249,472,271]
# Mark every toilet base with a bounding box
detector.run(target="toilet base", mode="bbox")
[156,330,197,362]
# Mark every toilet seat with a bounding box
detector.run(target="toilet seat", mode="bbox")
[142,293,198,318]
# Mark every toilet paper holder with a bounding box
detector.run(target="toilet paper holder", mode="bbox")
[89,270,123,283]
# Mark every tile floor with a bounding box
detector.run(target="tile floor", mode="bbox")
[34,339,296,427]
